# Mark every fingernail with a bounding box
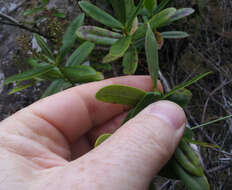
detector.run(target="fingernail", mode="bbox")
[149,100,186,130]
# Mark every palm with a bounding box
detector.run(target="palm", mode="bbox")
[0,76,155,189]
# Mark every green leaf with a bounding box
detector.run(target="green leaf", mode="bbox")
[184,138,220,149]
[79,1,123,29]
[66,41,95,66]
[8,84,33,95]
[40,67,63,81]
[109,0,126,24]
[171,159,210,190]
[41,79,71,98]
[163,72,212,99]
[165,88,192,107]
[179,139,204,176]
[110,36,132,57]
[28,57,42,67]
[126,0,145,29]
[123,46,138,75]
[53,12,66,18]
[152,0,171,15]
[133,7,176,40]
[145,24,159,91]
[144,0,157,14]
[122,92,162,124]
[169,8,195,23]
[183,127,194,139]
[94,133,112,147]
[58,14,85,63]
[102,36,132,63]
[76,26,122,45]
[62,65,103,83]
[27,61,63,80]
[102,53,120,64]
[35,34,54,60]
[96,84,146,106]
[125,0,135,22]
[150,7,177,29]
[174,147,203,177]
[161,31,190,39]
[4,65,54,84]
[23,7,44,16]
[159,8,195,28]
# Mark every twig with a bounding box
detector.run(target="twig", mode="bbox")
[0,12,19,24]
[0,12,53,40]
[207,163,232,173]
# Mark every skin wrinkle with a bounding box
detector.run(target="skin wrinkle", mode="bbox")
[0,131,67,168]
[87,112,128,146]
[2,112,70,160]
[126,116,176,159]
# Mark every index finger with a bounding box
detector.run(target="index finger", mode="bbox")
[9,76,162,142]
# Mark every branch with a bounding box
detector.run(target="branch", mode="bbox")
[0,12,53,40]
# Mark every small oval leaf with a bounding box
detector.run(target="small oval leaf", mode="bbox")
[145,24,159,91]
[94,133,112,147]
[123,46,138,75]
[165,88,192,107]
[76,26,120,45]
[62,65,102,83]
[110,36,132,57]
[161,31,190,39]
[58,14,85,62]
[34,34,54,60]
[96,84,146,106]
[66,41,95,66]
[79,1,123,29]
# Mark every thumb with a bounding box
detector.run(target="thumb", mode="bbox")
[62,101,186,190]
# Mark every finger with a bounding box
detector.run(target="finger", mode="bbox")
[70,112,128,159]
[66,101,186,189]
[87,112,128,146]
[4,76,161,143]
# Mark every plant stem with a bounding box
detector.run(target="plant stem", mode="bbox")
[55,64,75,87]
[0,12,53,40]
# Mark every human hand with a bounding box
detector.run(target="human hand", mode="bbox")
[0,76,186,190]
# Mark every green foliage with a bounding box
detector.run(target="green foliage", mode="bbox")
[94,133,112,147]
[76,26,121,45]
[5,15,104,97]
[58,14,85,62]
[145,24,159,91]
[144,0,157,14]
[161,31,190,39]
[96,84,146,106]
[79,1,123,29]
[122,45,138,74]
[77,0,194,75]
